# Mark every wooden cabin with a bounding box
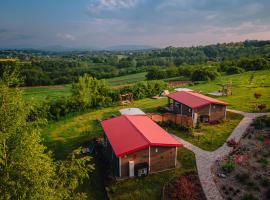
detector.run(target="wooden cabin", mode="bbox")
[100,115,182,178]
[167,91,228,125]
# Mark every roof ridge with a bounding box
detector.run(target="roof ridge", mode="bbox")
[124,115,152,145]
[188,91,213,103]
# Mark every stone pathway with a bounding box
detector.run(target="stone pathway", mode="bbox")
[172,110,269,200]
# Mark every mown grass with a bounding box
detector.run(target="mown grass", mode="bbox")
[105,72,147,86]
[42,98,167,159]
[166,112,243,151]
[23,85,72,101]
[107,148,196,200]
[187,70,270,112]
[41,98,168,199]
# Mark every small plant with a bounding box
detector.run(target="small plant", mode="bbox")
[241,193,258,200]
[258,104,266,112]
[247,182,260,191]
[235,172,250,184]
[260,177,270,187]
[265,188,270,199]
[254,92,262,100]
[226,138,239,147]
[221,160,235,173]
[195,121,201,129]
[257,158,268,167]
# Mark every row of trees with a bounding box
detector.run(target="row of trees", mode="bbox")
[1,40,270,86]
[146,56,270,82]
[28,75,167,121]
[0,70,94,199]
[146,65,221,81]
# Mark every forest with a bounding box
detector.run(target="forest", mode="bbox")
[0,40,270,86]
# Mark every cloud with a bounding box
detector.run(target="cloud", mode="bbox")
[87,0,139,14]
[57,33,76,41]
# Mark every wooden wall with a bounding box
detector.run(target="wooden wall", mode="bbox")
[120,148,149,177]
[118,146,177,177]
[150,146,176,173]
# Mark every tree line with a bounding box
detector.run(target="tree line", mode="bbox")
[146,56,270,81]
[1,40,270,86]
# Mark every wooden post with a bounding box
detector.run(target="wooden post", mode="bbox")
[175,147,177,166]
[224,106,227,120]
[148,147,151,172]
[119,157,121,177]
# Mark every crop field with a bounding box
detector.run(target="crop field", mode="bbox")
[105,72,147,86]
[22,85,72,101]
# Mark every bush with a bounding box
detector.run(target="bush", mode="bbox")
[191,68,220,81]
[226,66,245,75]
[221,160,235,173]
[241,193,258,200]
[235,172,250,184]
[122,80,167,100]
[252,115,270,129]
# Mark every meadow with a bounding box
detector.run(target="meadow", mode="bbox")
[188,70,270,112]
[38,70,270,199]
[106,72,147,86]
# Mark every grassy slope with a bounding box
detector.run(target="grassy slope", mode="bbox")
[42,98,167,199]
[107,148,196,200]
[187,70,270,112]
[42,98,167,159]
[23,85,72,101]
[106,72,147,86]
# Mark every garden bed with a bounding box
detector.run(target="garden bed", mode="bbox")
[213,124,270,200]
[163,172,206,200]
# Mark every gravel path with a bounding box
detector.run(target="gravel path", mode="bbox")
[172,110,269,200]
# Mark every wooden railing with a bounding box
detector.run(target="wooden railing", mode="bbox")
[147,113,193,127]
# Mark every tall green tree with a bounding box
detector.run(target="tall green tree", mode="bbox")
[72,74,112,109]
[0,69,56,199]
[0,69,94,200]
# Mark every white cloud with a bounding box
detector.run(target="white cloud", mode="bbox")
[88,0,139,13]
[57,33,76,41]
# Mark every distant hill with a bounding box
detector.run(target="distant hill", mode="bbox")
[105,45,156,51]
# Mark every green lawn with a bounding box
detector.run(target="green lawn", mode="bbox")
[41,98,167,159]
[166,112,243,151]
[22,85,72,101]
[187,70,270,112]
[106,72,147,86]
[107,148,196,200]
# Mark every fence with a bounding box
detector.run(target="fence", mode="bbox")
[147,113,193,128]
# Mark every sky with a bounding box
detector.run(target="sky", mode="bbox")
[1,0,270,48]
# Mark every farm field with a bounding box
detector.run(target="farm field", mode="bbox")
[22,70,270,113]
[105,72,147,86]
[22,85,72,101]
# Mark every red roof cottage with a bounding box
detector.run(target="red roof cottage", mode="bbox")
[167,91,228,124]
[100,115,182,178]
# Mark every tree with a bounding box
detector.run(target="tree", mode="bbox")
[0,69,56,199]
[0,69,94,200]
[72,74,112,109]
[146,66,166,80]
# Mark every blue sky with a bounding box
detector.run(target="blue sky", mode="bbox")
[1,0,270,48]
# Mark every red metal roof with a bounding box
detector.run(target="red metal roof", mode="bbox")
[167,91,228,109]
[100,115,182,157]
